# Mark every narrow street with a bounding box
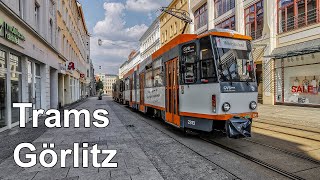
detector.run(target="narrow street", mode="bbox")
[0,97,319,180]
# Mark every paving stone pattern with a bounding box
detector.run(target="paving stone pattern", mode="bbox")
[108,101,236,180]
[0,97,235,180]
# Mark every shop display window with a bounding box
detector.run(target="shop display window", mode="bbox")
[0,50,6,128]
[275,62,320,105]
[10,54,22,123]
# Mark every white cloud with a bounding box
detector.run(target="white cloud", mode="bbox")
[91,2,149,74]
[125,0,171,12]
[91,0,172,74]
[93,2,148,41]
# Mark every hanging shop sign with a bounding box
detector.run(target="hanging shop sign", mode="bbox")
[80,73,85,79]
[0,18,26,45]
[68,62,75,71]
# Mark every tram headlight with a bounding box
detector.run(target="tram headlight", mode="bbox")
[250,101,257,110]
[222,102,231,112]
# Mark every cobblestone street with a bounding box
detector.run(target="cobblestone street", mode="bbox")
[0,97,237,180]
[1,97,320,179]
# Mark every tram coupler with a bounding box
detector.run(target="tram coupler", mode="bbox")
[225,117,252,139]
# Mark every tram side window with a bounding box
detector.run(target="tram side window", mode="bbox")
[125,79,130,91]
[153,58,164,87]
[145,70,153,88]
[136,74,140,89]
[200,37,217,81]
[181,43,197,84]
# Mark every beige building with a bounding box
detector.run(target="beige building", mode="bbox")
[160,0,190,46]
[56,0,91,107]
[0,0,91,130]
[98,74,118,96]
[189,0,320,107]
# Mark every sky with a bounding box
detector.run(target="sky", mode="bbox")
[78,0,171,75]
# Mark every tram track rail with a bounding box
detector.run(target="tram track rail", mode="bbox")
[242,138,320,165]
[110,100,311,180]
[254,120,320,134]
[109,101,242,180]
[200,137,306,180]
[252,126,320,143]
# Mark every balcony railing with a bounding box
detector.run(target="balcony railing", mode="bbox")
[249,28,264,40]
[279,8,319,33]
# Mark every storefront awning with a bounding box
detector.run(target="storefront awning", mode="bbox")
[252,44,267,63]
[266,39,320,59]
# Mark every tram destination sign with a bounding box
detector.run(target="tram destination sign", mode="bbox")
[216,37,247,51]
[0,18,26,45]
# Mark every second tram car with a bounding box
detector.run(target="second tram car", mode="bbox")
[116,29,258,138]
[112,79,124,103]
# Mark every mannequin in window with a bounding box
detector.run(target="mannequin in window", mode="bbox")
[293,77,299,86]
[318,76,320,93]
[311,76,317,94]
[302,77,309,93]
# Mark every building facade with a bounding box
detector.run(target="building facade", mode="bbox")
[56,0,91,107]
[139,18,160,60]
[0,0,91,130]
[188,0,320,107]
[160,0,190,46]
[118,50,141,79]
[119,61,128,79]
[97,74,118,96]
[104,74,118,96]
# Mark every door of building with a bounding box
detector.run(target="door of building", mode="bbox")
[165,58,180,127]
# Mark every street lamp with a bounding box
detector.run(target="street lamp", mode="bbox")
[98,39,103,46]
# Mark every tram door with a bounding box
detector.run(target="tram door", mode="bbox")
[139,73,145,112]
[165,58,180,127]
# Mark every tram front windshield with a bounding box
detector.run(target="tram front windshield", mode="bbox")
[214,37,255,82]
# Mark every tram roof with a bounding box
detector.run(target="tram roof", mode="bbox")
[152,31,252,60]
[152,34,197,60]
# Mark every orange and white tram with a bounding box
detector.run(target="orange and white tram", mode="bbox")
[118,29,258,138]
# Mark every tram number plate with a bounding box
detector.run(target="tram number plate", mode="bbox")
[187,120,196,126]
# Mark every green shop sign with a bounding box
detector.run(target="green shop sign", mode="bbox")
[0,18,25,45]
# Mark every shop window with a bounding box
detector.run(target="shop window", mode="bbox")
[194,3,208,31]
[216,16,236,30]
[278,0,319,33]
[35,63,41,109]
[10,54,22,124]
[0,50,6,69]
[145,69,153,88]
[275,61,320,105]
[0,50,6,128]
[214,0,235,18]
[245,0,264,40]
